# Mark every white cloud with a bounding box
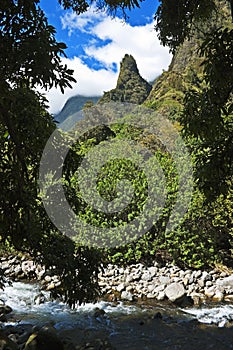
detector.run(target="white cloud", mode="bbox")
[85,17,170,82]
[61,6,105,35]
[44,6,172,115]
[43,57,117,115]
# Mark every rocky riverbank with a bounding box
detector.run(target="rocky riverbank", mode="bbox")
[1,254,233,349]
[0,254,61,291]
[1,254,233,306]
[98,262,233,306]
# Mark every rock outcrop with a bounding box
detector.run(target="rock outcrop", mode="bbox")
[99,54,152,105]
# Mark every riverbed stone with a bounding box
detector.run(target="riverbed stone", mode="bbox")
[0,304,12,315]
[195,270,202,279]
[44,275,52,283]
[148,266,157,278]
[147,292,157,299]
[147,284,157,293]
[126,285,134,292]
[204,287,215,298]
[165,283,186,303]
[46,282,55,291]
[224,295,233,302]
[132,273,141,281]
[216,275,233,288]
[190,293,202,306]
[197,279,205,288]
[118,268,124,275]
[116,283,126,293]
[157,291,165,301]
[220,271,228,277]
[0,332,18,350]
[141,272,152,282]
[212,290,224,302]
[121,291,134,301]
[159,276,170,285]
[125,274,134,283]
[153,285,165,294]
[205,281,213,287]
[183,278,189,287]
[25,326,64,350]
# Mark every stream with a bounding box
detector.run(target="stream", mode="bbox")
[1,282,233,349]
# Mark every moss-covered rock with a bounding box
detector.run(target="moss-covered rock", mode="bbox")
[99,54,152,105]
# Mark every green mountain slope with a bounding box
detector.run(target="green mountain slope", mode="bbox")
[145,0,231,120]
[145,36,203,120]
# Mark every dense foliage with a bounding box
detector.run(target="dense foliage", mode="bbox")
[0,0,100,306]
[1,0,233,308]
[147,0,233,267]
[67,119,231,269]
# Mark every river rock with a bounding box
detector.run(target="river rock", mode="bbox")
[141,271,152,282]
[157,291,165,301]
[212,290,224,302]
[116,283,126,293]
[159,276,170,285]
[148,266,157,278]
[205,281,213,287]
[153,284,165,294]
[46,282,56,291]
[0,331,18,350]
[195,270,202,279]
[190,293,202,306]
[22,260,36,277]
[147,284,156,293]
[121,290,134,301]
[34,293,47,305]
[197,279,205,288]
[125,274,134,283]
[94,308,106,318]
[224,295,233,302]
[165,283,186,303]
[24,326,64,350]
[0,304,12,315]
[147,292,156,299]
[204,287,215,298]
[44,275,52,283]
[183,277,189,286]
[216,275,233,288]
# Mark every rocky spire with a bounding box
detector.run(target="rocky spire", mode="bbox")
[99,54,152,105]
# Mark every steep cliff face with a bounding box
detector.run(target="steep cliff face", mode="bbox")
[145,36,203,120]
[99,54,152,104]
[145,0,231,120]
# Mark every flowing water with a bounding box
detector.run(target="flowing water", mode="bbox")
[1,282,233,349]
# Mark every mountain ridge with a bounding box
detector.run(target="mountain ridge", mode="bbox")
[55,95,101,123]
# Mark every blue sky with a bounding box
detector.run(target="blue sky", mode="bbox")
[39,0,171,114]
